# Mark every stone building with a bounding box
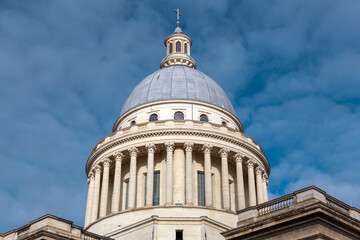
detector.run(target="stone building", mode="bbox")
[1,12,360,240]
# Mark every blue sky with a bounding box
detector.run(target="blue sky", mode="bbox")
[1,0,360,232]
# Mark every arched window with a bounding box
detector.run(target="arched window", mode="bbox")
[176,41,181,52]
[130,120,136,126]
[221,121,227,126]
[149,114,158,122]
[200,114,208,122]
[174,111,184,120]
[169,43,173,53]
[184,43,188,54]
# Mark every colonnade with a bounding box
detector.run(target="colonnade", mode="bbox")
[84,142,269,227]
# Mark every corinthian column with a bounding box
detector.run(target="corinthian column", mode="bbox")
[255,167,264,204]
[262,173,269,202]
[84,172,95,227]
[202,144,213,206]
[234,153,245,210]
[184,142,194,205]
[111,152,123,213]
[165,142,175,205]
[247,161,256,206]
[91,165,102,222]
[128,147,139,209]
[146,144,156,206]
[99,158,112,218]
[220,148,230,209]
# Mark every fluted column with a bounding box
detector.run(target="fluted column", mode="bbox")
[84,172,95,227]
[91,165,102,222]
[247,161,257,206]
[111,152,123,213]
[184,142,194,205]
[165,142,175,205]
[220,148,230,209]
[234,153,245,210]
[99,158,111,218]
[262,173,269,202]
[146,144,156,206]
[128,147,139,209]
[202,144,213,206]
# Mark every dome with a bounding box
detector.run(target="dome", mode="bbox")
[121,65,236,115]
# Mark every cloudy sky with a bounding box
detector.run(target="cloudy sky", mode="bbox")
[1,0,360,232]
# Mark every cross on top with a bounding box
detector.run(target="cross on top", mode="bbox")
[174,8,182,21]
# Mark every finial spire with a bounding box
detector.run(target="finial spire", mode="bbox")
[174,8,182,27]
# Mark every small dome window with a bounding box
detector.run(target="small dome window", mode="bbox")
[176,41,181,52]
[169,43,173,53]
[130,120,136,126]
[200,114,208,122]
[149,114,158,122]
[184,43,188,54]
[174,111,184,120]
[221,121,227,126]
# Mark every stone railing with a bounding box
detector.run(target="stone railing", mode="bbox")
[237,186,360,226]
[257,193,295,216]
[81,230,112,240]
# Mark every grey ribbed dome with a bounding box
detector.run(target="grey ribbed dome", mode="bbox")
[121,65,236,115]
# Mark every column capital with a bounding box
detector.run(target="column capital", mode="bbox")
[94,165,102,174]
[114,151,124,161]
[146,143,157,153]
[184,142,194,152]
[255,166,263,175]
[102,157,112,167]
[165,141,175,152]
[128,147,139,157]
[246,160,255,169]
[202,144,213,154]
[262,173,268,181]
[87,172,95,184]
[234,153,245,162]
[219,148,230,158]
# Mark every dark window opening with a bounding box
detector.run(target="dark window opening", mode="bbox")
[221,121,227,126]
[174,111,184,120]
[176,41,181,52]
[184,43,188,54]
[153,172,160,206]
[200,114,208,122]
[169,43,173,53]
[197,172,205,206]
[130,120,136,126]
[175,230,183,240]
[149,114,158,122]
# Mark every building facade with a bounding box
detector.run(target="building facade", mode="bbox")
[2,13,360,240]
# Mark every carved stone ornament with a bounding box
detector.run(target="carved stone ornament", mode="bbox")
[146,143,157,153]
[94,165,102,174]
[234,153,245,163]
[102,157,112,167]
[246,160,255,169]
[114,151,124,161]
[219,148,230,158]
[128,147,139,157]
[202,144,213,154]
[255,167,263,175]
[184,142,194,152]
[165,142,175,152]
